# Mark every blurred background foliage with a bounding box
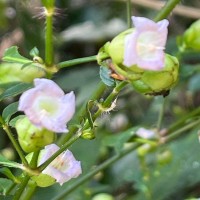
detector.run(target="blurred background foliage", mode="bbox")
[1,0,200,199]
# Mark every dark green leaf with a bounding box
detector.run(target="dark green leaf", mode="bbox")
[2,46,32,64]
[99,66,115,87]
[102,127,137,152]
[2,102,19,124]
[0,168,20,183]
[0,178,13,196]
[0,82,21,90]
[0,82,33,101]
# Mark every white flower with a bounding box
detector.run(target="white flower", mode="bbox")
[136,127,156,139]
[39,144,82,186]
[18,78,75,133]
[124,16,169,70]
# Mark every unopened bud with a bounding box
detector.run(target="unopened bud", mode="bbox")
[81,129,95,140]
[15,117,55,153]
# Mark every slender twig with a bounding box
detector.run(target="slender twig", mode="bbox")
[157,97,166,130]
[0,117,28,166]
[127,0,132,28]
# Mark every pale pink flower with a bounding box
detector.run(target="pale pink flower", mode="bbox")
[124,16,169,70]
[18,78,75,133]
[136,127,156,139]
[39,144,82,186]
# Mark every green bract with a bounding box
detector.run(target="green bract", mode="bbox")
[183,19,200,51]
[15,117,55,153]
[0,63,45,84]
[131,54,179,95]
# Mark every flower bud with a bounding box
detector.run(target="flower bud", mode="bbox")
[183,19,200,51]
[15,117,55,153]
[92,193,114,200]
[131,54,179,96]
[157,150,172,165]
[0,63,45,84]
[81,129,95,140]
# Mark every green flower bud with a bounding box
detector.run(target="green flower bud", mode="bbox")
[131,54,179,96]
[15,117,55,153]
[92,193,114,200]
[183,19,200,51]
[81,129,95,140]
[0,63,45,84]
[157,150,172,165]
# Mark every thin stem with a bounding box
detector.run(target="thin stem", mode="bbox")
[0,117,28,166]
[38,131,82,171]
[157,97,166,130]
[13,175,30,200]
[52,143,141,200]
[45,10,54,66]
[154,0,181,21]
[29,150,40,168]
[20,181,37,200]
[57,81,107,145]
[127,0,132,28]
[164,118,200,143]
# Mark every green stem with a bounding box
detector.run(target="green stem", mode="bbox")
[45,11,54,66]
[127,0,132,28]
[164,118,200,143]
[52,143,141,200]
[38,131,82,171]
[57,81,107,145]
[0,117,28,166]
[157,97,166,130]
[20,181,37,200]
[154,0,181,21]
[57,55,98,69]
[13,175,30,200]
[30,150,40,168]
[168,107,200,133]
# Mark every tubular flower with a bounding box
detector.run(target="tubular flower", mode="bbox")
[39,144,82,186]
[18,78,75,133]
[124,16,169,70]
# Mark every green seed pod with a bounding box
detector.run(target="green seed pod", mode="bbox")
[131,54,179,96]
[15,117,55,153]
[0,63,45,84]
[183,19,200,51]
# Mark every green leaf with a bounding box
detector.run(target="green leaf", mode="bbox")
[0,168,20,183]
[0,154,23,169]
[0,195,13,200]
[0,82,33,101]
[2,102,19,124]
[2,46,32,64]
[0,178,13,196]
[31,174,56,187]
[9,115,25,128]
[0,82,21,91]
[30,47,39,57]
[99,66,115,87]
[102,127,138,152]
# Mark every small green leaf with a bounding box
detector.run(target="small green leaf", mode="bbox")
[2,46,32,64]
[0,82,33,101]
[9,115,25,128]
[30,47,39,57]
[31,174,56,187]
[2,102,19,124]
[102,127,137,152]
[0,154,23,169]
[0,178,13,196]
[99,66,115,87]
[0,168,20,183]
